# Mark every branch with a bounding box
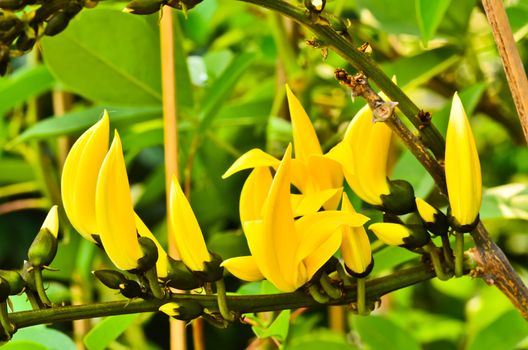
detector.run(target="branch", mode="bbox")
[9,265,435,330]
[481,0,528,144]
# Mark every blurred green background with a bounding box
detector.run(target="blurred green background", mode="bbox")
[1,0,528,348]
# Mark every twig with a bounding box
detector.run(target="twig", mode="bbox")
[481,0,528,144]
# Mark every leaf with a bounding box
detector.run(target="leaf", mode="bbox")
[285,330,357,350]
[351,315,421,350]
[467,310,528,350]
[0,65,55,117]
[41,9,162,105]
[372,245,417,273]
[416,0,452,46]
[0,341,48,350]
[84,314,139,350]
[10,327,76,350]
[381,47,460,89]
[252,310,291,341]
[14,106,162,144]
[356,0,420,35]
[480,183,528,220]
[0,158,35,184]
[198,52,256,132]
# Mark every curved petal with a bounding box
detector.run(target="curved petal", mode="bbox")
[303,229,342,280]
[368,223,410,246]
[294,210,368,265]
[445,93,482,226]
[96,131,143,271]
[41,205,59,238]
[262,145,299,292]
[221,256,264,282]
[222,149,280,179]
[291,188,341,217]
[169,175,211,272]
[240,167,272,223]
[340,193,372,275]
[306,155,344,209]
[135,213,168,278]
[415,198,437,223]
[62,111,109,241]
[285,85,322,162]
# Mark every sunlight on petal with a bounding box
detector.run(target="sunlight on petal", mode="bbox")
[222,149,280,179]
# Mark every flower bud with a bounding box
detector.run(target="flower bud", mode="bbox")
[304,0,325,13]
[0,278,10,302]
[0,270,25,295]
[93,270,128,290]
[124,0,163,14]
[28,229,58,267]
[369,222,430,249]
[415,198,448,236]
[163,257,201,290]
[380,179,416,215]
[44,12,70,37]
[159,301,203,321]
[193,252,224,283]
[119,280,143,299]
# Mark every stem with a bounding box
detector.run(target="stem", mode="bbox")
[9,265,435,329]
[215,279,235,322]
[0,301,14,340]
[33,267,52,306]
[25,290,43,310]
[319,273,342,300]
[308,284,330,304]
[441,234,454,269]
[356,278,368,316]
[455,232,464,278]
[481,0,528,143]
[144,268,165,300]
[423,242,449,281]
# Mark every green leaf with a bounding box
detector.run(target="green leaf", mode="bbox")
[285,330,357,350]
[0,341,48,350]
[0,158,35,184]
[381,47,460,89]
[41,9,162,105]
[467,310,528,350]
[480,183,528,220]
[10,327,76,350]
[372,245,417,273]
[198,52,256,132]
[0,65,55,117]
[14,106,162,144]
[356,0,420,35]
[252,310,290,341]
[416,0,452,46]
[84,314,139,350]
[351,315,421,350]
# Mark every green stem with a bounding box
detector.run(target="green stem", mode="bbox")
[455,232,464,278]
[215,279,235,322]
[335,263,352,287]
[32,267,52,307]
[144,268,165,300]
[0,301,14,340]
[441,234,454,269]
[319,273,342,300]
[8,265,435,329]
[356,278,368,316]
[423,242,450,281]
[308,284,330,304]
[25,290,43,310]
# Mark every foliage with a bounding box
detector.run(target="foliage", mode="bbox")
[1,0,528,349]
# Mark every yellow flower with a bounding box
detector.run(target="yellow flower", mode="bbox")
[41,205,59,239]
[61,111,109,242]
[415,198,437,223]
[96,131,144,271]
[415,198,449,236]
[340,193,372,276]
[368,223,411,246]
[169,175,211,272]
[222,146,368,292]
[222,85,343,215]
[135,213,169,278]
[327,104,392,206]
[445,93,482,230]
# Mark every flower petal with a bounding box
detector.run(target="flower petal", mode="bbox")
[415,198,437,224]
[96,131,143,271]
[285,85,323,162]
[239,167,272,223]
[169,175,211,272]
[290,188,341,217]
[368,222,410,246]
[302,229,342,280]
[445,92,482,226]
[135,213,168,278]
[340,193,372,275]
[222,149,280,179]
[41,205,59,238]
[221,256,264,282]
[62,111,109,241]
